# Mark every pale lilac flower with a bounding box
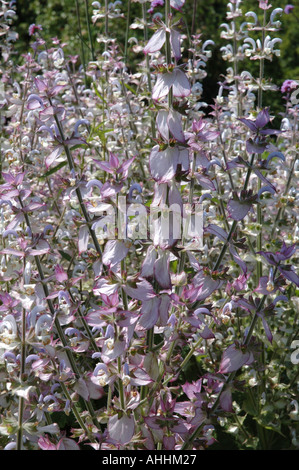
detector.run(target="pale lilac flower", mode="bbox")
[148,0,164,14]
[284,4,295,14]
[170,0,185,10]
[259,0,272,10]
[149,144,189,183]
[144,24,182,60]
[156,108,186,142]
[102,239,131,269]
[152,67,191,101]
[108,413,135,445]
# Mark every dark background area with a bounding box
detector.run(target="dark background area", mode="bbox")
[11,0,299,116]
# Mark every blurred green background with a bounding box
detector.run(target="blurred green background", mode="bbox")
[12,0,299,111]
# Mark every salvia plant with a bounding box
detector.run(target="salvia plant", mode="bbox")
[0,0,298,451]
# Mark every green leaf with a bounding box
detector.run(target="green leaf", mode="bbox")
[124,82,137,96]
[40,161,67,179]
[70,143,89,151]
[93,83,107,104]
[58,250,73,262]
[254,417,286,438]
[242,395,258,416]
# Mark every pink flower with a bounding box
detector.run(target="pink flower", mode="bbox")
[28,24,43,36]
[54,264,68,283]
[219,343,254,374]
[281,79,298,94]
[38,435,80,450]
[148,0,164,14]
[258,0,272,10]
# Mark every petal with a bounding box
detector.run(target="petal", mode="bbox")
[141,245,157,278]
[108,414,135,445]
[78,225,89,254]
[170,29,182,60]
[93,278,119,296]
[34,77,48,92]
[124,278,156,301]
[149,145,178,183]
[172,69,191,97]
[102,240,130,268]
[154,251,172,288]
[45,146,63,168]
[152,73,175,101]
[238,117,257,132]
[278,266,299,287]
[246,138,267,154]
[192,277,222,301]
[177,147,189,172]
[219,386,233,412]
[227,199,252,221]
[261,315,273,343]
[170,0,185,10]
[205,223,228,242]
[199,325,215,339]
[54,265,68,283]
[219,344,251,374]
[255,108,270,128]
[156,109,169,141]
[259,128,282,136]
[229,245,247,273]
[109,152,120,168]
[196,174,216,190]
[27,94,44,110]
[144,28,166,55]
[57,438,80,451]
[118,156,136,178]
[168,108,186,143]
[158,294,171,325]
[139,297,160,329]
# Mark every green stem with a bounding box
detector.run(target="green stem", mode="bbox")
[142,2,156,139]
[68,289,100,353]
[60,381,95,441]
[124,0,131,65]
[16,308,27,450]
[202,151,256,281]
[75,0,88,87]
[117,356,126,410]
[18,197,101,431]
[84,0,95,61]
[256,10,266,283]
[105,0,109,39]
[49,99,104,262]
